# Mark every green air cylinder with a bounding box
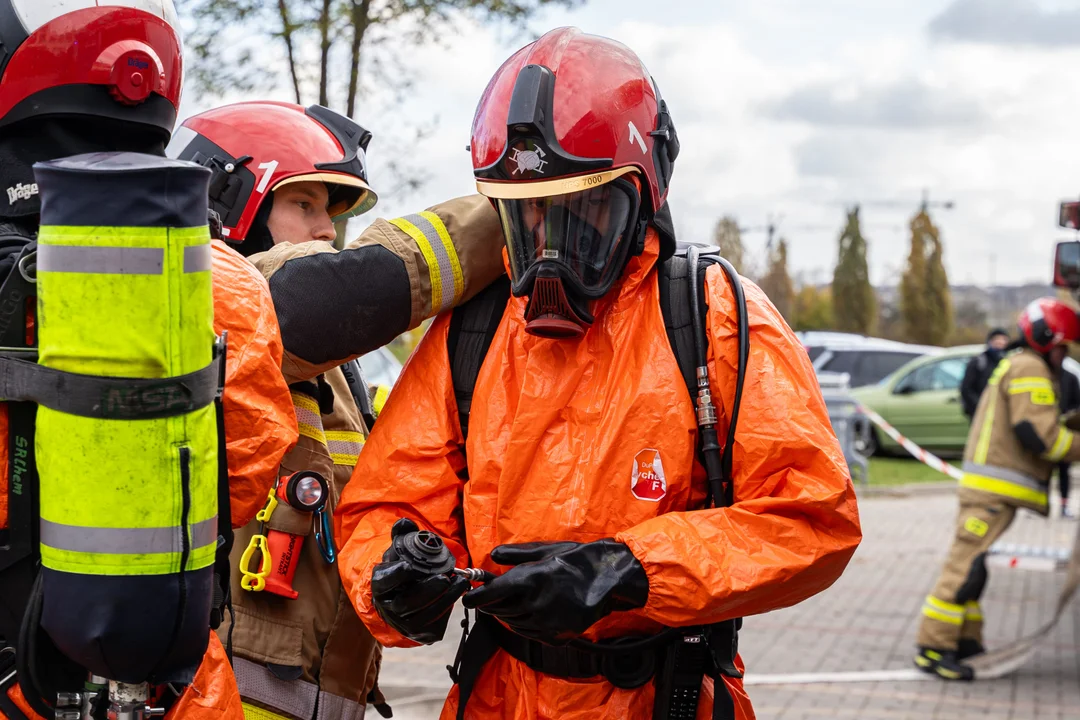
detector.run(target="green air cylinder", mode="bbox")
[32,152,218,684]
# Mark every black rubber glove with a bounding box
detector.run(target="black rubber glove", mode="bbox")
[462,539,649,643]
[371,518,470,645]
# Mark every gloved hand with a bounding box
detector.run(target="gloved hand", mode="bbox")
[462,539,648,643]
[371,518,470,645]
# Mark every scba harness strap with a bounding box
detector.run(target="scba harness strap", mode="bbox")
[446,244,749,720]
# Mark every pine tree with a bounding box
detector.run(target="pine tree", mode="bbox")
[758,238,795,321]
[710,216,745,275]
[831,206,876,334]
[900,210,952,345]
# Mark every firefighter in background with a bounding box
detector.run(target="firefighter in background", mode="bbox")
[335,27,862,720]
[170,101,505,720]
[915,298,1080,680]
[0,3,297,719]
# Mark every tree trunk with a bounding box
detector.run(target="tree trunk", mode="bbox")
[346,0,372,118]
[319,0,333,107]
[276,0,303,104]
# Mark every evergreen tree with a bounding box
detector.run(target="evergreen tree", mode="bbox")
[831,206,876,334]
[758,238,795,321]
[900,210,952,345]
[711,216,745,275]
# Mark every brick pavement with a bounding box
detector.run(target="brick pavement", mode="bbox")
[377,488,1080,719]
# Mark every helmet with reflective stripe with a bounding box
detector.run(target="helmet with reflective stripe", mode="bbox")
[0,0,183,133]
[167,101,378,247]
[1018,297,1080,353]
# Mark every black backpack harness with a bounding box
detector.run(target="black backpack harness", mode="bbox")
[446,245,750,720]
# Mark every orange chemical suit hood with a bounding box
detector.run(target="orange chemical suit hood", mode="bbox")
[337,229,862,719]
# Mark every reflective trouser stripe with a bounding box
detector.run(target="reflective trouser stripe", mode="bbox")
[325,430,363,466]
[292,392,326,446]
[234,658,366,720]
[922,595,964,625]
[965,601,983,622]
[959,467,1049,507]
[389,212,464,313]
[1046,427,1073,462]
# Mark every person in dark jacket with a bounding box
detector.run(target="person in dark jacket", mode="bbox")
[1058,368,1080,518]
[960,328,1011,420]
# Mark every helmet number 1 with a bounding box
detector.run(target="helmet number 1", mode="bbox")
[256,160,280,194]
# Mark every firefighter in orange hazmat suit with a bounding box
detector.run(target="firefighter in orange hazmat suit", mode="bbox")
[0,3,296,719]
[336,27,863,720]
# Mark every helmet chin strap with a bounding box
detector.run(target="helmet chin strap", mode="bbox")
[524,271,594,339]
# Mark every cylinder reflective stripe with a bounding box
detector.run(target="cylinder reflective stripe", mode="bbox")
[36,226,218,575]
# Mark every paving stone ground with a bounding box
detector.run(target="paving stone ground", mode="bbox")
[377,487,1080,719]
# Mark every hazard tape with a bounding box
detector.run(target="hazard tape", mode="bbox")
[854,403,965,481]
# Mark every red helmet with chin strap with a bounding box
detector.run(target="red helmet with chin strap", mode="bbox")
[470,27,679,338]
[0,0,182,133]
[167,101,378,249]
[1018,298,1080,353]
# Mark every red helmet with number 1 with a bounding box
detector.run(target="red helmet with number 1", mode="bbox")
[168,101,378,252]
[1018,298,1080,353]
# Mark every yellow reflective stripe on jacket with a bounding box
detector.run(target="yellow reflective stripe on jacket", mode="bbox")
[241,703,293,720]
[389,212,464,313]
[325,430,364,466]
[291,392,326,445]
[960,472,1048,507]
[373,384,390,416]
[974,390,998,465]
[964,601,983,622]
[1045,427,1074,462]
[1008,377,1056,406]
[921,595,964,626]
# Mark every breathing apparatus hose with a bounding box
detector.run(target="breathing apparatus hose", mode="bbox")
[16,574,54,719]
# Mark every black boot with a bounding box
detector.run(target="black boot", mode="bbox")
[914,647,975,681]
[957,638,985,660]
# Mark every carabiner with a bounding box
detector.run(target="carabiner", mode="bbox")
[239,534,270,592]
[315,507,336,564]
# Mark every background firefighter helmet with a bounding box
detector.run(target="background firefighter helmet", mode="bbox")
[1018,298,1080,354]
[0,0,183,218]
[471,27,681,338]
[167,101,378,255]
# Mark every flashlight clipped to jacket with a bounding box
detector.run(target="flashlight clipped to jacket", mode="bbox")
[240,470,334,598]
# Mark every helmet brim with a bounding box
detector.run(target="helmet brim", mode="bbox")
[476,166,638,200]
[274,172,378,220]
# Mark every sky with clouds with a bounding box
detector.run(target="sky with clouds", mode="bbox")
[177,0,1080,287]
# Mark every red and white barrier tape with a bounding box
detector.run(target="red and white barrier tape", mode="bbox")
[854,403,965,481]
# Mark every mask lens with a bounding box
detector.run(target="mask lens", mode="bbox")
[495,177,638,295]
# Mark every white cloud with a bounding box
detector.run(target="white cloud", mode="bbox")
[181,0,1080,287]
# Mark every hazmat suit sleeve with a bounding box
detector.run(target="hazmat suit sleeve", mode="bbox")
[614,271,863,627]
[211,241,299,527]
[335,315,468,648]
[1002,360,1080,463]
[251,195,504,385]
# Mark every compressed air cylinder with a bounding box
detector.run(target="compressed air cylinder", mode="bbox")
[32,152,218,684]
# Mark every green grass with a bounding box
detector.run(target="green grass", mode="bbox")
[866,457,960,486]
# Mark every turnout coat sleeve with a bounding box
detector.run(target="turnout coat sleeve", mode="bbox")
[335,315,467,647]
[615,271,863,627]
[252,195,504,385]
[1001,354,1080,463]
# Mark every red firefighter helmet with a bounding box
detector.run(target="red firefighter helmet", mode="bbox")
[1018,298,1080,353]
[471,27,680,300]
[167,101,378,244]
[0,0,183,135]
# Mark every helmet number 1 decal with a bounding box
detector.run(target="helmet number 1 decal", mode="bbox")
[627,122,648,155]
[256,160,280,194]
